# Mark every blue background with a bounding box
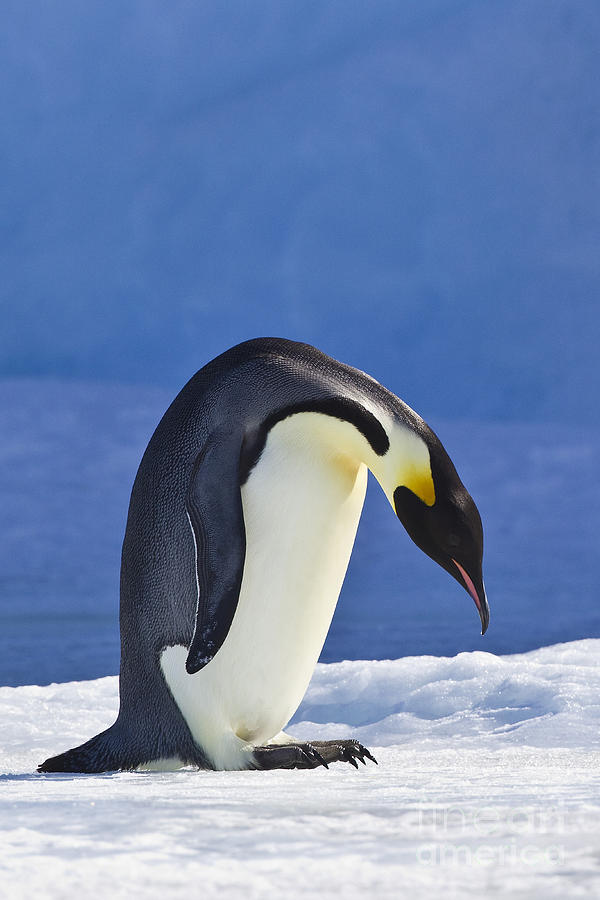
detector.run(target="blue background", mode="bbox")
[1,0,598,685]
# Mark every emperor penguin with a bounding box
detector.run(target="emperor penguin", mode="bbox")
[39,338,488,773]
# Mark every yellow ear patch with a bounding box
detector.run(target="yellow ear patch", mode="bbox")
[402,464,436,506]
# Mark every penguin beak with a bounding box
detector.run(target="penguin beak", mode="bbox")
[452,558,489,635]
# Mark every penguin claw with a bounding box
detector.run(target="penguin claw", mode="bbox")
[309,739,378,768]
[361,746,378,765]
[340,741,367,768]
[300,744,328,769]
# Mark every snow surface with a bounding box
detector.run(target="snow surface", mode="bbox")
[2,640,600,898]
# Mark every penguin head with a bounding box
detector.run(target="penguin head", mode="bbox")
[389,424,489,634]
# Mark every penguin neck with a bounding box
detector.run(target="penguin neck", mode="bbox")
[273,405,434,511]
[369,419,435,509]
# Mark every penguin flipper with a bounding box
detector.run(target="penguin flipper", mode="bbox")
[185,427,246,675]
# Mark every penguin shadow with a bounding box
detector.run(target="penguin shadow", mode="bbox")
[0,772,120,782]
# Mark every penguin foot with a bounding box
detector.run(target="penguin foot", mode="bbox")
[309,739,378,768]
[252,742,329,770]
[252,739,377,770]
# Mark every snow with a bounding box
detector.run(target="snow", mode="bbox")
[2,641,600,898]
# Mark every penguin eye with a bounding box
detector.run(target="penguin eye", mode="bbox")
[447,532,461,548]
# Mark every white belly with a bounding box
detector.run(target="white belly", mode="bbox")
[160,414,369,769]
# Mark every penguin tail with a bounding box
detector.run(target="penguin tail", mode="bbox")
[37,726,124,774]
